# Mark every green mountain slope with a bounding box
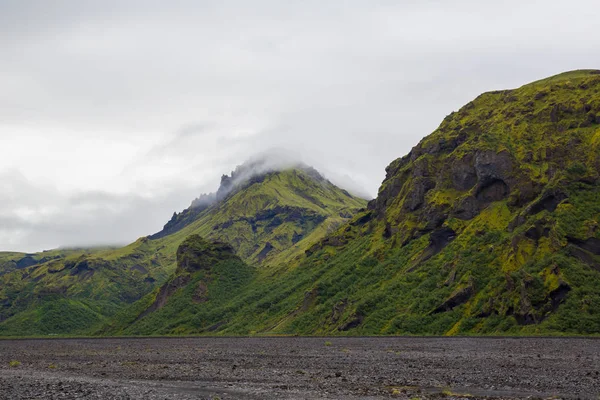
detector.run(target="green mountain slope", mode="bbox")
[101,235,256,335]
[0,162,366,336]
[114,69,600,336]
[148,163,367,267]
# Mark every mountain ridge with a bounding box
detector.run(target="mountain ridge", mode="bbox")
[0,163,367,336]
[110,69,600,336]
[2,69,600,337]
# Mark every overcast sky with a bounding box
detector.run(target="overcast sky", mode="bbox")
[1,0,599,252]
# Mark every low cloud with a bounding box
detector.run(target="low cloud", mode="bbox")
[0,170,204,252]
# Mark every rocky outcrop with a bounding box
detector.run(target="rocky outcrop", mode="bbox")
[567,237,600,271]
[514,277,571,325]
[256,242,274,263]
[567,236,600,255]
[176,235,237,274]
[474,150,513,193]
[137,235,242,320]
[371,131,519,233]
[15,256,37,269]
[433,284,474,314]
[450,154,477,191]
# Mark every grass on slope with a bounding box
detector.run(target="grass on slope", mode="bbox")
[113,70,600,336]
[0,168,366,337]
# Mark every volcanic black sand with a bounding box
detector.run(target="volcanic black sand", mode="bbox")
[0,337,598,399]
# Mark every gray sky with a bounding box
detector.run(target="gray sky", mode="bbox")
[1,0,599,252]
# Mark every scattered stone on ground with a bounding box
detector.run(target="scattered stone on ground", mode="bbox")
[0,337,598,399]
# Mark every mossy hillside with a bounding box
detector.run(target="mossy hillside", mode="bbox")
[375,70,600,244]
[3,70,600,337]
[0,239,174,336]
[271,70,600,335]
[115,70,600,336]
[141,168,367,269]
[0,247,113,276]
[0,167,366,336]
[100,235,256,335]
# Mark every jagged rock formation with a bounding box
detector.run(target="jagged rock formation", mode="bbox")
[119,235,255,334]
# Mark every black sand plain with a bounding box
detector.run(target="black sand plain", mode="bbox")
[0,337,598,399]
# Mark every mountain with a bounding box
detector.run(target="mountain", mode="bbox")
[147,159,367,267]
[100,234,256,335]
[3,70,600,337]
[0,161,367,336]
[110,69,600,336]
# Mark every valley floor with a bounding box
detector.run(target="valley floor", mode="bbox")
[0,337,598,399]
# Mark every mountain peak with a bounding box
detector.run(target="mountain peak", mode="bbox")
[213,154,323,203]
[149,155,367,258]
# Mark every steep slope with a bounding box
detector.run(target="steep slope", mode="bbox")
[0,161,366,336]
[269,69,600,335]
[117,69,600,336]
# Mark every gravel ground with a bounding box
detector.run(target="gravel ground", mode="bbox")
[0,337,598,399]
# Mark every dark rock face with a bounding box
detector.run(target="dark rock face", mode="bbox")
[524,220,552,242]
[138,235,243,320]
[130,265,148,274]
[567,236,600,271]
[374,138,518,227]
[433,284,474,313]
[408,227,457,271]
[508,181,542,208]
[65,258,98,280]
[453,196,480,220]
[404,178,435,211]
[338,314,363,331]
[527,189,568,215]
[350,211,374,226]
[514,278,571,325]
[410,131,468,160]
[569,246,600,271]
[568,237,600,255]
[474,150,513,184]
[216,174,234,201]
[176,235,236,274]
[475,179,509,203]
[291,231,303,244]
[15,256,37,269]
[450,155,477,191]
[368,155,411,214]
[149,206,209,240]
[429,227,457,253]
[256,242,275,263]
[473,150,513,205]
